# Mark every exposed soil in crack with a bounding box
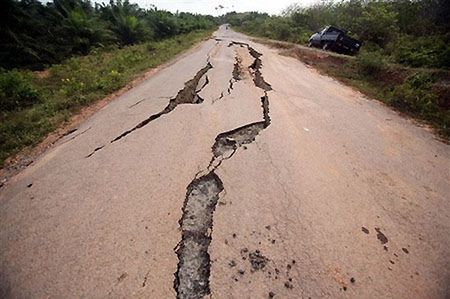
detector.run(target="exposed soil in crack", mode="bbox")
[174,172,224,299]
[260,93,271,124]
[252,69,272,91]
[228,41,272,91]
[227,56,243,93]
[232,57,242,81]
[207,95,270,171]
[247,49,272,92]
[228,41,249,48]
[213,122,265,159]
[174,42,272,299]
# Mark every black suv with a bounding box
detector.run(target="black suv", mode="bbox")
[308,26,362,55]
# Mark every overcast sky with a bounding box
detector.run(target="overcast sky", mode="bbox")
[124,0,318,16]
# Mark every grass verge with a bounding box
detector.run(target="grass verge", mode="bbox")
[254,38,450,140]
[0,29,213,168]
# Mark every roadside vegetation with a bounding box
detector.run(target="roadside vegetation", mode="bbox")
[223,0,449,137]
[0,0,216,167]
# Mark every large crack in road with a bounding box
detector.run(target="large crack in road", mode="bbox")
[85,62,212,158]
[215,42,267,105]
[228,56,242,93]
[207,94,270,172]
[111,62,212,143]
[174,42,272,299]
[228,41,272,92]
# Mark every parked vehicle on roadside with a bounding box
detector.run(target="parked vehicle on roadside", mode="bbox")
[308,26,362,55]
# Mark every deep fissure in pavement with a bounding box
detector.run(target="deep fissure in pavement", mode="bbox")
[174,172,224,299]
[207,94,270,171]
[85,62,212,157]
[174,42,272,299]
[228,56,243,93]
[232,57,242,81]
[247,48,272,92]
[228,41,272,91]
[111,62,212,143]
[228,41,249,48]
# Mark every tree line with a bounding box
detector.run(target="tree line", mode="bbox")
[0,0,216,70]
[223,0,450,69]
[4,0,448,70]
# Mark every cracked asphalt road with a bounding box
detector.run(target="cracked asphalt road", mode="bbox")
[1,26,449,299]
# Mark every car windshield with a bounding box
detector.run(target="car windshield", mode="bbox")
[327,27,343,34]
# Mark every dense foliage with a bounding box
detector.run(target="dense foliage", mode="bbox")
[223,0,450,69]
[0,0,216,70]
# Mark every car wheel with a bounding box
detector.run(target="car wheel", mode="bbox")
[308,42,313,47]
[322,43,329,51]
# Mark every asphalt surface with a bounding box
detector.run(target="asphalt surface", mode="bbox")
[1,26,449,299]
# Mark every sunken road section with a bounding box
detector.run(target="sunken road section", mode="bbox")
[174,42,272,299]
[174,172,224,299]
[228,41,272,92]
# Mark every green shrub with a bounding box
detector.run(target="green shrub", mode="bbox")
[354,51,388,78]
[388,72,440,117]
[439,46,450,68]
[146,43,156,52]
[0,69,41,111]
[389,35,448,68]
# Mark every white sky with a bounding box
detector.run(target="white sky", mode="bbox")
[125,0,319,16]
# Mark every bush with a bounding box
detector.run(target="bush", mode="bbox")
[0,69,41,111]
[389,35,448,68]
[388,72,439,117]
[438,46,450,68]
[354,51,388,78]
